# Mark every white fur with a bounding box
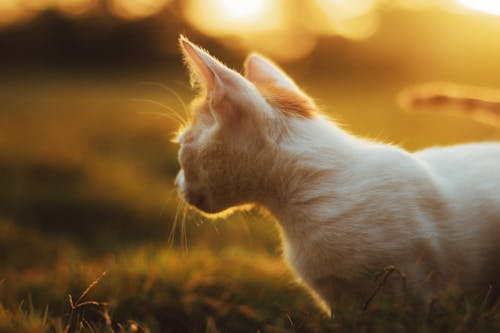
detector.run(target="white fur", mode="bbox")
[268,118,500,305]
[176,37,500,309]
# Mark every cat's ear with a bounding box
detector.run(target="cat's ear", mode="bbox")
[244,53,299,92]
[179,36,242,97]
[179,36,254,125]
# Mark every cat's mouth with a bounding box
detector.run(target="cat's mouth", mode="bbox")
[187,192,206,210]
[176,171,210,212]
[184,190,214,213]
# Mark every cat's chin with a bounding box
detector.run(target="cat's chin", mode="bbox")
[188,203,255,219]
[189,205,232,218]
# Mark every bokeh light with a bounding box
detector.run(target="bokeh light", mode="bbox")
[215,0,266,20]
[316,0,376,21]
[1,0,500,60]
[456,0,500,15]
[236,31,318,63]
[0,0,95,26]
[183,0,284,35]
[55,0,96,17]
[0,0,29,26]
[304,0,379,39]
[109,0,171,20]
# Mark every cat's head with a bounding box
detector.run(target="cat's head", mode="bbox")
[175,36,317,215]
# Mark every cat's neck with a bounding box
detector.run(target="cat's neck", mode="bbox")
[254,116,363,227]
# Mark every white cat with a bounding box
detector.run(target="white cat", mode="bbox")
[175,36,500,310]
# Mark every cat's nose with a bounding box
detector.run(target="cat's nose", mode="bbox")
[175,171,185,188]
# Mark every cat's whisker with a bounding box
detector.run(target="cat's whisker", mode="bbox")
[168,199,183,248]
[160,188,181,220]
[166,187,180,200]
[180,202,189,255]
[135,105,185,126]
[136,110,184,125]
[172,79,192,91]
[140,81,190,120]
[132,98,187,126]
[240,211,255,248]
[146,105,186,126]
[210,218,220,236]
[192,208,205,227]
[183,203,194,222]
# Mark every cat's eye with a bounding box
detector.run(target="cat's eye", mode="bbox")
[174,130,185,145]
[175,129,193,145]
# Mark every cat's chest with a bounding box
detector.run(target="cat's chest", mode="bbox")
[281,224,361,286]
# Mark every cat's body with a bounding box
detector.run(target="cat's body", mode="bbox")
[262,116,500,305]
[175,36,500,309]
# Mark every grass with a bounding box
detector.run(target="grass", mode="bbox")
[1,246,499,333]
[0,73,499,332]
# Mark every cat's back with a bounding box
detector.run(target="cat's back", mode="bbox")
[415,142,500,187]
[415,143,500,290]
[415,142,500,225]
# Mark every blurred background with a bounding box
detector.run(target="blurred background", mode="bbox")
[1,0,500,332]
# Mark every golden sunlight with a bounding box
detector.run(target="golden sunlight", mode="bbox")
[55,0,95,17]
[109,0,171,20]
[315,0,376,21]
[0,0,27,26]
[215,0,266,20]
[0,0,95,24]
[456,0,500,15]
[183,0,284,35]
[3,0,500,62]
[305,0,378,39]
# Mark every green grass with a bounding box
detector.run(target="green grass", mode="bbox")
[0,74,499,332]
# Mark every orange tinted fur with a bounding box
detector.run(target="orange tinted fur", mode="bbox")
[399,83,500,126]
[256,84,316,119]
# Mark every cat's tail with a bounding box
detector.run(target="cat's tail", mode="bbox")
[398,82,500,127]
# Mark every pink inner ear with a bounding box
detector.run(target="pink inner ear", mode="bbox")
[180,37,217,91]
[244,54,297,91]
[245,57,269,84]
[245,55,276,85]
[180,36,247,95]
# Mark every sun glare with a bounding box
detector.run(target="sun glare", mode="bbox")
[456,0,500,15]
[183,0,283,35]
[215,0,265,20]
[2,0,500,62]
